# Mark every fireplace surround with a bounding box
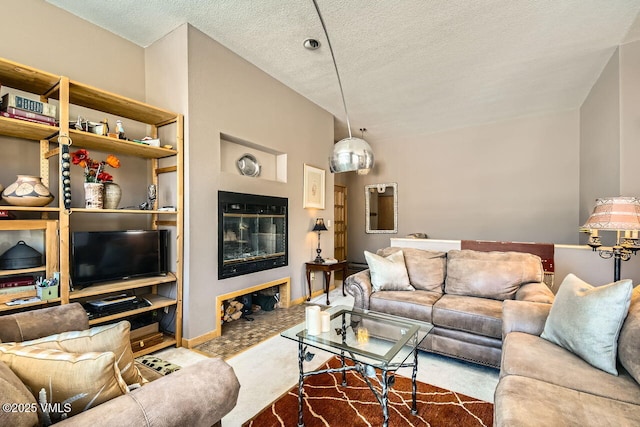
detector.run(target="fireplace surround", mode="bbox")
[218,191,288,279]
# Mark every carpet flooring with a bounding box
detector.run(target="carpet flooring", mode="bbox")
[242,355,494,427]
[194,303,309,359]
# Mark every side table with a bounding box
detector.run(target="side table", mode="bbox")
[305,260,348,305]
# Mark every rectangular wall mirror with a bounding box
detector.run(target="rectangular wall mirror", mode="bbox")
[365,183,398,234]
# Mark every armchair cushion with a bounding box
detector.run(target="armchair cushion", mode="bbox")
[445,250,543,300]
[364,250,413,292]
[0,345,128,419]
[377,247,446,292]
[21,321,143,386]
[541,274,633,375]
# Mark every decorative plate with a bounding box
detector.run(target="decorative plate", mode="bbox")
[237,153,260,177]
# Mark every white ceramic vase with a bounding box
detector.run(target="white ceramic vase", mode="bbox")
[84,182,104,209]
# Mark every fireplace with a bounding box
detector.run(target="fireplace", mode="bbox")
[218,191,288,279]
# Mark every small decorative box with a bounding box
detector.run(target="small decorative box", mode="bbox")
[37,284,59,301]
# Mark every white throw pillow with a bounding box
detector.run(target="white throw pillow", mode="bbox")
[541,273,633,375]
[364,250,413,292]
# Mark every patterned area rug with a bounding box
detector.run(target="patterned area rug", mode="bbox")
[243,356,493,427]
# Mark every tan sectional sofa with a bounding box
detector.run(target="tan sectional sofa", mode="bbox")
[345,247,555,368]
[0,303,240,427]
[494,287,640,426]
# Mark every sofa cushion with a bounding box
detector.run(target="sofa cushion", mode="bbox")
[541,274,633,375]
[0,344,128,419]
[445,250,543,301]
[21,320,144,386]
[0,361,39,427]
[364,250,413,292]
[377,247,446,292]
[370,290,441,323]
[619,284,640,384]
[495,374,640,427]
[502,332,640,405]
[432,294,503,339]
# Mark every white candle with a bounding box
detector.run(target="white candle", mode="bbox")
[306,306,321,336]
[320,311,331,333]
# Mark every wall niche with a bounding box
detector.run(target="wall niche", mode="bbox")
[220,133,287,183]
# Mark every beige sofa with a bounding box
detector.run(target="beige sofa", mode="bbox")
[494,288,640,426]
[345,247,555,368]
[0,303,240,427]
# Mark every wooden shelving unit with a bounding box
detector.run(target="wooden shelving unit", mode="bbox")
[0,57,184,353]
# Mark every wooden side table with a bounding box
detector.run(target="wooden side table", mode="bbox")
[305,260,348,305]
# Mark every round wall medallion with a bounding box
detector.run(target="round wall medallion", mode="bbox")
[237,154,260,177]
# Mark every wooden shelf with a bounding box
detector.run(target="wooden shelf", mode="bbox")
[67,129,177,158]
[0,266,46,277]
[70,273,177,299]
[88,293,176,326]
[71,208,177,214]
[0,298,60,313]
[133,334,177,357]
[0,116,59,141]
[0,205,59,212]
[0,58,60,95]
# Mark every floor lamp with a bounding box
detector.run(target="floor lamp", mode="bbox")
[582,196,640,282]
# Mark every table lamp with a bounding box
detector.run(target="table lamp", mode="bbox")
[312,218,328,263]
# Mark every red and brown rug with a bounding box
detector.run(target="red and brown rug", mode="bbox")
[243,356,493,426]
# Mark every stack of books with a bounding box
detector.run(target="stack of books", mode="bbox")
[0,276,37,304]
[0,93,57,126]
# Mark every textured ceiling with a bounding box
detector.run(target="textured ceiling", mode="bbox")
[47,0,640,144]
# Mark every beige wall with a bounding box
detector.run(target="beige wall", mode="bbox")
[153,26,334,339]
[345,110,581,263]
[579,49,620,240]
[620,40,640,196]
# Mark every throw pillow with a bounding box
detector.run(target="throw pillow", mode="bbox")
[618,284,640,383]
[21,320,143,386]
[0,360,39,427]
[364,250,413,292]
[0,344,128,419]
[541,273,633,375]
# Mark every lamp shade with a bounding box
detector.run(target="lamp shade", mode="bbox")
[582,196,640,231]
[329,137,375,173]
[312,218,328,232]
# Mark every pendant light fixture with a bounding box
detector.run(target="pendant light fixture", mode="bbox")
[311,0,375,174]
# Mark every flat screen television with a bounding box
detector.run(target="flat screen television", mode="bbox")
[71,230,169,288]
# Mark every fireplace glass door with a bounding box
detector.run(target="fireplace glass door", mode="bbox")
[219,191,288,279]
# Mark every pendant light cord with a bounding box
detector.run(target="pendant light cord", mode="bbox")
[312,0,353,139]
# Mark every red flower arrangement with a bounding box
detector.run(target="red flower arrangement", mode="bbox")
[71,149,121,183]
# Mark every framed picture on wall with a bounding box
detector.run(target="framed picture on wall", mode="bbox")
[303,163,325,209]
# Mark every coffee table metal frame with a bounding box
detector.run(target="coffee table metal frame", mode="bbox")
[281,305,432,427]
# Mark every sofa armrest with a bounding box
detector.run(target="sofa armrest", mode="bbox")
[515,282,554,304]
[345,269,373,310]
[502,300,552,339]
[56,357,240,427]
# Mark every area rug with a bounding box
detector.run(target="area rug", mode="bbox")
[243,356,493,426]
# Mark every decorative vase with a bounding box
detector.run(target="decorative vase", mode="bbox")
[2,175,54,207]
[103,182,122,209]
[84,182,104,209]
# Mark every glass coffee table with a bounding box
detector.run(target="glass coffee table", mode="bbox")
[281,305,433,427]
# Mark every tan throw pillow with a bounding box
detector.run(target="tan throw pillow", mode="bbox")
[541,274,633,375]
[365,250,413,292]
[21,321,143,385]
[0,345,128,419]
[0,361,39,427]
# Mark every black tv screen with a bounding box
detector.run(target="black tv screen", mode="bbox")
[71,230,168,288]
